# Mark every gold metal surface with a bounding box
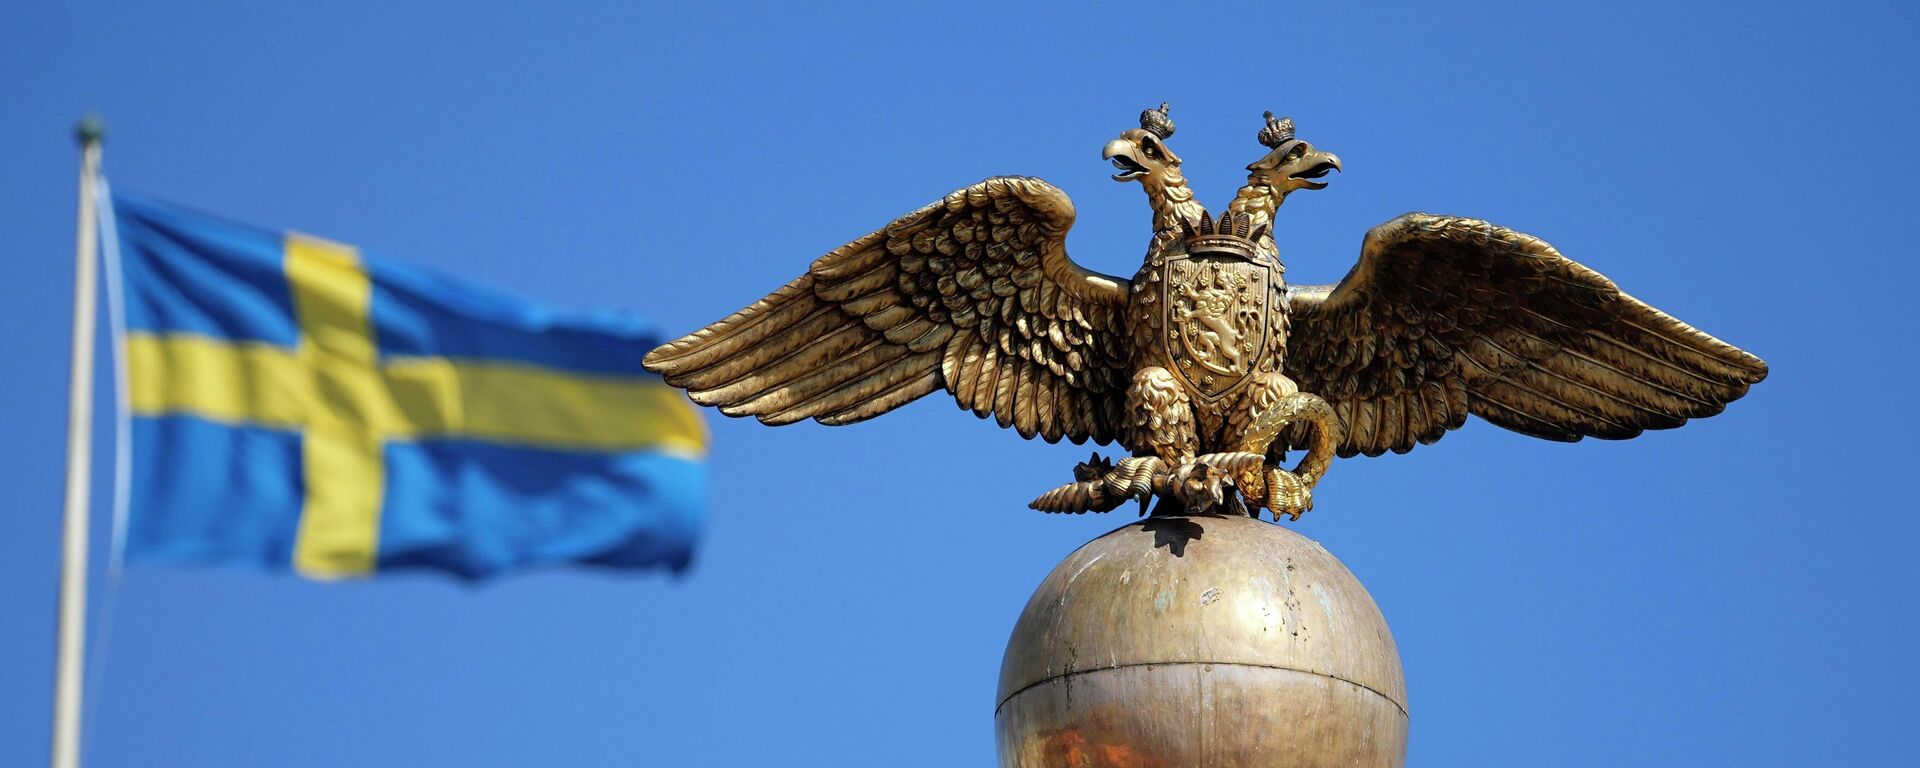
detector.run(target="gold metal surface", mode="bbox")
[641,105,1768,519]
[996,514,1406,767]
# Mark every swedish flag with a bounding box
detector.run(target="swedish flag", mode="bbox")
[109,191,707,580]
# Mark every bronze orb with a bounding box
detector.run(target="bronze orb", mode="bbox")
[996,514,1406,767]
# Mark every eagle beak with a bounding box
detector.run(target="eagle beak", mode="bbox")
[1103,138,1148,181]
[1291,150,1341,190]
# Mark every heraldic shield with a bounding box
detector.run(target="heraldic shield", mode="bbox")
[1160,252,1272,401]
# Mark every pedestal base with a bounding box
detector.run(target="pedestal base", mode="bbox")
[995,515,1406,768]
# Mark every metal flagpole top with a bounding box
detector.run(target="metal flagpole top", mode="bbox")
[74,114,105,148]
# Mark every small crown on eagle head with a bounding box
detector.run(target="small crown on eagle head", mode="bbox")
[1182,210,1266,260]
[1258,111,1296,148]
[1140,102,1176,139]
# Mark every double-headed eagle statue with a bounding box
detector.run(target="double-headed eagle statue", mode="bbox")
[643,105,1767,519]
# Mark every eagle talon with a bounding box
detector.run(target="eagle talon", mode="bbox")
[1263,467,1314,521]
[1170,461,1236,516]
[1233,466,1313,521]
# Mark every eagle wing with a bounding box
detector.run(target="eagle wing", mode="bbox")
[642,177,1134,444]
[1284,213,1768,458]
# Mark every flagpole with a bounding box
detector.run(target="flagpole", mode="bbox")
[53,115,104,768]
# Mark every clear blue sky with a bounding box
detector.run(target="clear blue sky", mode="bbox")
[3,1,1916,765]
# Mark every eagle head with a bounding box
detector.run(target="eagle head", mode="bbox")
[1103,102,1185,184]
[1245,112,1341,204]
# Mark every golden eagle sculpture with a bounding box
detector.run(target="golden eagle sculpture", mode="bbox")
[642,105,1767,520]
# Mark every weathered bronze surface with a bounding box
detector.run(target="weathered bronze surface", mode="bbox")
[642,105,1768,520]
[997,514,1406,767]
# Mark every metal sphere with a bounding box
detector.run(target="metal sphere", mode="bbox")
[996,514,1406,767]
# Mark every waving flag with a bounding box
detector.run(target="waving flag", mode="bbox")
[109,191,706,580]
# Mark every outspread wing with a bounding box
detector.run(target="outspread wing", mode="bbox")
[643,177,1133,444]
[1285,214,1768,458]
